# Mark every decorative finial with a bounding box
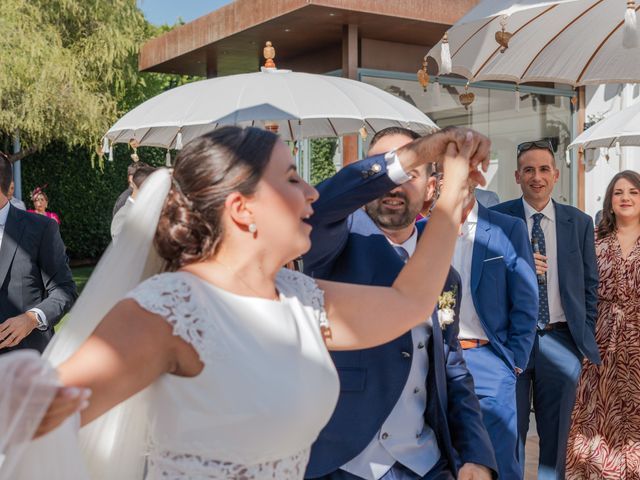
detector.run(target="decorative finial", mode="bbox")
[440,32,452,74]
[417,56,430,92]
[263,41,276,69]
[129,138,139,162]
[459,82,475,110]
[264,121,279,134]
[624,0,639,48]
[495,15,513,53]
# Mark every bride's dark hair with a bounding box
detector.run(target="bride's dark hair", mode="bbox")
[155,126,279,271]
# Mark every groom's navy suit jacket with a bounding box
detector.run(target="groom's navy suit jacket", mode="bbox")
[491,198,600,364]
[303,155,496,478]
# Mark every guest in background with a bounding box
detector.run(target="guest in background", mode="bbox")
[492,139,600,480]
[8,181,26,210]
[111,165,156,239]
[28,186,60,225]
[452,181,537,480]
[112,161,151,217]
[566,170,640,479]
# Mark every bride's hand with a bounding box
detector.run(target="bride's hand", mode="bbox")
[396,126,490,177]
[440,132,486,202]
[34,386,91,439]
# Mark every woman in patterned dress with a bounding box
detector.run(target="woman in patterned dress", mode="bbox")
[566,170,640,479]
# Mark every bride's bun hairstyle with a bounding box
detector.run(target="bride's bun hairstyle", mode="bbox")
[156,126,279,271]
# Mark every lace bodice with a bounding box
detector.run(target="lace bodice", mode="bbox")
[126,269,339,479]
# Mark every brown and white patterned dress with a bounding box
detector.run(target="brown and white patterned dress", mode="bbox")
[566,233,640,479]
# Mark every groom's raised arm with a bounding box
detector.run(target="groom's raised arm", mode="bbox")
[303,154,398,276]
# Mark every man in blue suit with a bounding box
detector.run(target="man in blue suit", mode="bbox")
[304,127,496,480]
[492,140,600,480]
[474,188,500,208]
[452,186,538,479]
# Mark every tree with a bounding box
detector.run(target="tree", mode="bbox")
[0,0,148,161]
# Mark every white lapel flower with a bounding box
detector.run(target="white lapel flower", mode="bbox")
[437,285,457,330]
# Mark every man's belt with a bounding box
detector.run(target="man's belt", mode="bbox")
[538,322,569,332]
[460,339,490,350]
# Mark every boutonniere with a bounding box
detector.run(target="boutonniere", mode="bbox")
[437,285,457,329]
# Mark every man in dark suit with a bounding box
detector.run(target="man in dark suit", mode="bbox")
[304,127,496,480]
[452,188,538,479]
[0,154,77,354]
[492,140,600,480]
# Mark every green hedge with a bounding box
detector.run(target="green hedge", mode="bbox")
[21,143,167,260]
[21,137,339,261]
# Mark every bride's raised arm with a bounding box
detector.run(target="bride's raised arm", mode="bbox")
[319,131,488,351]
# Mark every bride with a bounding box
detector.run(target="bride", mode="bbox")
[0,125,488,479]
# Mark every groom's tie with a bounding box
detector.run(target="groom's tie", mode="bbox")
[393,245,409,264]
[532,213,551,330]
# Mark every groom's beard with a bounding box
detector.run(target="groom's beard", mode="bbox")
[364,191,420,230]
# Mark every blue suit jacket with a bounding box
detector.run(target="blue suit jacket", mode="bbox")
[303,155,497,478]
[491,198,600,364]
[469,203,538,371]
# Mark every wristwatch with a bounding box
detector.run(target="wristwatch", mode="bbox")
[30,310,47,331]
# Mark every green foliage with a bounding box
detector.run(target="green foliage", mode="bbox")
[22,143,166,260]
[0,0,147,155]
[0,1,197,159]
[310,138,338,185]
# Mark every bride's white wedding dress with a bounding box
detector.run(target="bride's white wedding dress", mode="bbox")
[0,268,339,480]
[130,269,339,479]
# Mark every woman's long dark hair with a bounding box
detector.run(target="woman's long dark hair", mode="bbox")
[597,170,640,240]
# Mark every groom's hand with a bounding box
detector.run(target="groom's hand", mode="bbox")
[0,312,38,349]
[458,462,492,480]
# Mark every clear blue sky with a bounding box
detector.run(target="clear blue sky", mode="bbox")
[137,0,233,26]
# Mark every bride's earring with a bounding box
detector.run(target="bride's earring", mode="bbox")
[248,223,257,234]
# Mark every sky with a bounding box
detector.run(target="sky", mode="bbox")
[137,0,233,26]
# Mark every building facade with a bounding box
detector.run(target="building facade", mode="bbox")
[139,0,632,216]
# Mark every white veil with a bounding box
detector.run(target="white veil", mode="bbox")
[0,168,172,479]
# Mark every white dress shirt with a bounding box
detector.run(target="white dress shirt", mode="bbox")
[0,201,48,329]
[0,200,10,249]
[522,198,567,324]
[452,202,489,341]
[341,228,441,480]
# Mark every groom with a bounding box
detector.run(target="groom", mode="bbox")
[304,127,496,480]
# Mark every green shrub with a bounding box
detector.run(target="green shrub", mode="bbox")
[310,138,338,185]
[22,143,167,260]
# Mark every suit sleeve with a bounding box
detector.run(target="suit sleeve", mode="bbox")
[505,218,539,370]
[303,154,398,276]
[582,218,599,343]
[444,271,499,476]
[33,220,78,327]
